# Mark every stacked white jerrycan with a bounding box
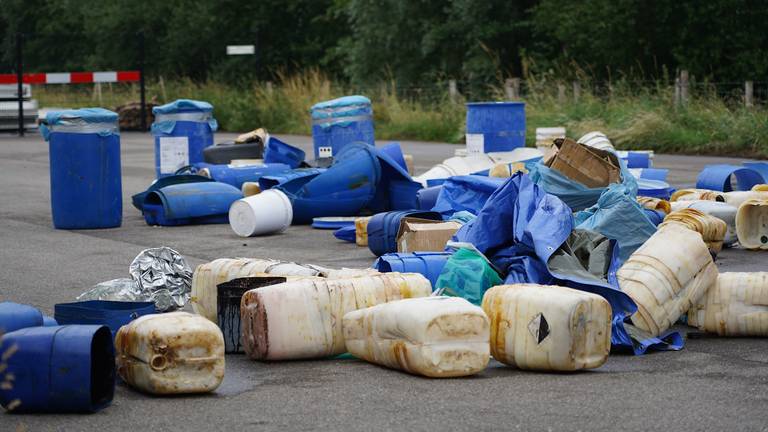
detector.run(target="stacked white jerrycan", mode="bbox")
[660,208,728,254]
[240,273,432,360]
[736,198,768,250]
[617,224,718,337]
[670,200,738,247]
[343,297,490,378]
[688,272,768,336]
[115,312,225,395]
[481,284,612,371]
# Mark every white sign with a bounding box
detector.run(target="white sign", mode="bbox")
[159,137,189,174]
[226,45,256,55]
[466,134,485,155]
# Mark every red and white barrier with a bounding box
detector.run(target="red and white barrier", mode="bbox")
[0,71,140,85]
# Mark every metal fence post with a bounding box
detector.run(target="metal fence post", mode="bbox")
[139,32,147,131]
[16,32,24,137]
[745,81,754,108]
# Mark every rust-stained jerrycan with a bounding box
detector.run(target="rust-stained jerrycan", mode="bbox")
[115,312,225,394]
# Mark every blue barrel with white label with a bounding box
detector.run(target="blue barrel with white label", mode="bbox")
[310,95,374,159]
[465,102,525,154]
[42,108,122,229]
[152,99,218,178]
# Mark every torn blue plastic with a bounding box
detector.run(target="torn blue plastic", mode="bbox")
[370,143,419,213]
[264,136,306,168]
[41,107,119,141]
[132,174,214,212]
[200,163,291,189]
[310,95,372,124]
[143,181,243,226]
[416,185,443,210]
[696,164,764,192]
[333,225,357,242]
[54,301,155,340]
[430,175,505,217]
[367,210,442,256]
[258,168,325,191]
[372,252,452,289]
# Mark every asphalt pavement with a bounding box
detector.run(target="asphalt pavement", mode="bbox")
[0,131,766,431]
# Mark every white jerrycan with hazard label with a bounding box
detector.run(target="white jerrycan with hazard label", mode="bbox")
[343,296,490,378]
[115,312,225,394]
[688,272,768,336]
[736,198,768,250]
[481,284,612,371]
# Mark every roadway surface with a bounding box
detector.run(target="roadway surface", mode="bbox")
[0,132,766,431]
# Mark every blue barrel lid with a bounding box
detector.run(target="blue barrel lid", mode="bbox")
[311,95,371,112]
[46,107,118,125]
[465,101,524,107]
[153,99,214,115]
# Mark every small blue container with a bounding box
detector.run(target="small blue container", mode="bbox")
[367,210,442,256]
[142,181,243,226]
[373,252,453,289]
[54,300,156,339]
[152,99,218,178]
[0,302,44,334]
[310,95,374,159]
[465,102,525,153]
[43,108,122,229]
[0,325,115,413]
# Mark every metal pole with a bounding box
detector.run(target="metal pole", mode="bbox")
[139,32,147,131]
[16,32,24,136]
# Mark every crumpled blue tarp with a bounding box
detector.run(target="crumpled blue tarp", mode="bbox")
[371,142,422,212]
[430,176,506,217]
[452,173,680,354]
[41,108,119,140]
[574,183,658,263]
[528,157,638,211]
[310,95,372,128]
[151,99,218,135]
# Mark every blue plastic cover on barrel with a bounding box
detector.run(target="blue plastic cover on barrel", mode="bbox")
[367,210,442,256]
[54,300,156,339]
[143,181,243,226]
[696,164,764,192]
[0,325,115,413]
[0,302,43,334]
[372,251,452,289]
[152,99,218,178]
[310,95,374,158]
[465,102,525,153]
[151,99,217,134]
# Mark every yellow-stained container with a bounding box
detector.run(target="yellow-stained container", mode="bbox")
[736,198,768,250]
[670,188,725,202]
[343,296,490,378]
[116,312,225,395]
[481,284,611,371]
[660,208,728,254]
[241,273,432,361]
[688,272,768,336]
[723,191,768,208]
[637,196,672,214]
[752,184,768,192]
[241,182,261,197]
[355,216,371,247]
[618,224,718,336]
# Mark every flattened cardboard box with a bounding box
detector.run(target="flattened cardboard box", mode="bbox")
[546,138,621,188]
[396,217,462,253]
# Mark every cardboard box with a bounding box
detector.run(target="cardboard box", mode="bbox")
[396,217,462,253]
[546,138,621,188]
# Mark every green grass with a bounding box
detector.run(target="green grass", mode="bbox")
[34,72,768,157]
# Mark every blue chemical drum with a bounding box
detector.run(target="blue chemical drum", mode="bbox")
[152,99,218,178]
[310,95,374,159]
[43,108,122,229]
[465,102,525,153]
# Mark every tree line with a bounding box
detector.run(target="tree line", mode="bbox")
[1,0,766,88]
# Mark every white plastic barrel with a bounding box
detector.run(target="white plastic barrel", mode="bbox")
[670,188,725,202]
[723,191,768,208]
[229,189,292,237]
[660,208,728,254]
[688,272,768,336]
[736,198,768,250]
[577,131,615,152]
[481,284,612,371]
[343,297,490,377]
[617,224,718,336]
[669,200,738,246]
[637,197,672,214]
[115,312,225,394]
[240,273,432,360]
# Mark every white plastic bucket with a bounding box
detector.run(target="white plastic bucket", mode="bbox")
[229,189,292,237]
[736,198,768,250]
[577,131,615,152]
[723,191,768,208]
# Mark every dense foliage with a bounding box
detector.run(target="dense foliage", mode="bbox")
[1,0,766,86]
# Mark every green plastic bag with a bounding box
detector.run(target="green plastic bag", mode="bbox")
[435,246,503,305]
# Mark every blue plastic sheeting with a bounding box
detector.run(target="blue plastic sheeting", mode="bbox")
[416,185,443,210]
[55,301,156,339]
[636,178,672,199]
[277,143,381,224]
[371,143,420,213]
[528,158,638,211]
[466,102,526,152]
[743,162,768,183]
[310,95,372,122]
[0,325,115,412]
[199,163,291,189]
[448,210,477,224]
[367,210,442,256]
[153,99,213,115]
[132,174,214,212]
[430,175,506,217]
[258,168,325,191]
[389,180,423,210]
[264,136,305,168]
[696,164,764,192]
[333,225,357,242]
[372,252,452,289]
[41,108,119,140]
[435,247,503,305]
[574,183,658,263]
[0,302,44,333]
[643,209,666,226]
[151,99,218,135]
[379,142,408,172]
[143,181,243,226]
[49,131,122,229]
[452,173,676,354]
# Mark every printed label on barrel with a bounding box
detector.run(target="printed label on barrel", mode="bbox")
[466,134,484,155]
[160,137,189,174]
[528,313,550,344]
[318,146,333,158]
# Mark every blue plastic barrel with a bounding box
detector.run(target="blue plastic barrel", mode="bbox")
[696,164,764,192]
[367,210,442,256]
[142,181,243,226]
[264,136,306,168]
[310,95,374,159]
[43,316,58,326]
[0,302,43,333]
[43,108,122,229]
[372,252,452,289]
[637,179,673,200]
[132,174,215,212]
[54,301,155,339]
[0,325,115,413]
[643,209,666,227]
[389,180,423,210]
[152,99,218,178]
[199,163,291,189]
[624,152,651,168]
[743,162,768,183]
[465,102,525,153]
[417,186,443,210]
[333,225,357,242]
